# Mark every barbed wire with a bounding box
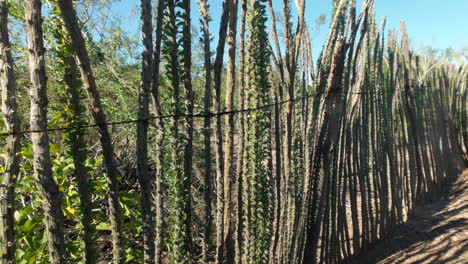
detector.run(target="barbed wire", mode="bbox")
[0,90,388,137]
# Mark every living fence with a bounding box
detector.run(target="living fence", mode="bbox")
[1,0,467,264]
[1,69,466,263]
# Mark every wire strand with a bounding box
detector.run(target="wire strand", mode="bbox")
[0,90,386,137]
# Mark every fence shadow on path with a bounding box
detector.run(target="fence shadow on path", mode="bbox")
[342,169,468,264]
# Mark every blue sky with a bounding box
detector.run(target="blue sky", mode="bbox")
[109,0,468,59]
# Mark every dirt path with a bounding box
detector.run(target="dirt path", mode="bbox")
[348,169,468,264]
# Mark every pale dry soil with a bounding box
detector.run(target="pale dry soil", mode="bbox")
[349,169,468,264]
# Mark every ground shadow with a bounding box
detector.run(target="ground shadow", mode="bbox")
[342,170,468,264]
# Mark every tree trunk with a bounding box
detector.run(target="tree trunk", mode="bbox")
[213,1,230,262]
[57,1,123,262]
[151,1,166,262]
[24,0,66,262]
[137,0,155,262]
[164,0,190,262]
[198,0,214,261]
[0,1,21,262]
[223,0,239,262]
[235,1,247,262]
[182,0,194,255]
[60,45,97,264]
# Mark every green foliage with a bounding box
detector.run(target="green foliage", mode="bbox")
[15,145,94,263]
[2,0,466,263]
[161,0,193,262]
[6,1,143,262]
[6,0,24,21]
[244,1,273,262]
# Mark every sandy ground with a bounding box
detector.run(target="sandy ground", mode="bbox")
[347,169,468,264]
